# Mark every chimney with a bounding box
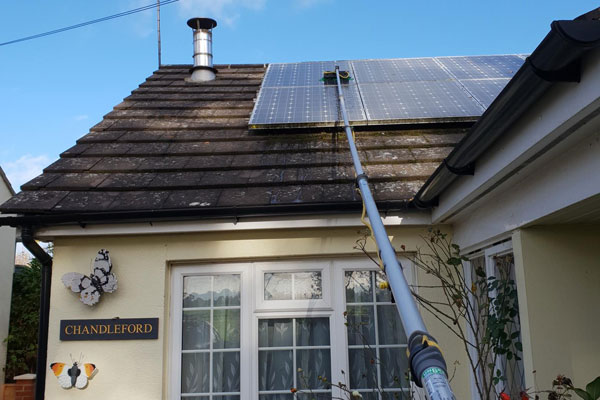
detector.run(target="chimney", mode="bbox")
[187,17,218,82]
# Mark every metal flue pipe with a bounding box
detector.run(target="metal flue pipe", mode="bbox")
[187,17,217,82]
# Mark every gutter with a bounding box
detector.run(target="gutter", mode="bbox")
[0,200,414,228]
[21,226,52,400]
[413,18,600,207]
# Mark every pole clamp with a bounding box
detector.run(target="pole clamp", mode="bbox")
[406,331,448,387]
[355,173,368,187]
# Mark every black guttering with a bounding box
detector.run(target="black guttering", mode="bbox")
[0,200,412,228]
[413,18,600,207]
[21,226,52,400]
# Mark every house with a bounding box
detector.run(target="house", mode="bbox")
[0,10,599,400]
[0,167,16,385]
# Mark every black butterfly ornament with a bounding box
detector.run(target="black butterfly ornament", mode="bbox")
[62,249,117,306]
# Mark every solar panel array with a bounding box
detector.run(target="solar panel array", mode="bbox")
[249,55,524,128]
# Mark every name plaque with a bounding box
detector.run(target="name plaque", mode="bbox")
[60,318,159,341]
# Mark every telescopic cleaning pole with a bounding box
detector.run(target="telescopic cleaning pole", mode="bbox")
[332,67,456,400]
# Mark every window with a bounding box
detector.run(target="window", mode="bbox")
[255,261,331,311]
[465,242,525,400]
[258,318,331,400]
[171,259,413,400]
[345,271,409,400]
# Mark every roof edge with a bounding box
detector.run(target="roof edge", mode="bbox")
[0,166,15,196]
[0,200,414,229]
[413,17,600,207]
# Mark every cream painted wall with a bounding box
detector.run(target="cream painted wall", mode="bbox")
[512,225,600,392]
[0,176,15,384]
[46,226,471,400]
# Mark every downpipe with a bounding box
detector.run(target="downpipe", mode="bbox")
[21,226,52,400]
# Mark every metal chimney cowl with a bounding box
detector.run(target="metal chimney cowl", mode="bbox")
[187,17,218,82]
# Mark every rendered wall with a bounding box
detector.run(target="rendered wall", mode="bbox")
[512,225,600,391]
[45,226,471,399]
[0,178,15,384]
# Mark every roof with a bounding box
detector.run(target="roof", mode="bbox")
[414,18,600,206]
[0,64,469,223]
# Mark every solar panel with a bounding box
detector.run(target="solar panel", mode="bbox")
[436,55,524,79]
[250,83,365,126]
[458,78,511,108]
[249,55,523,128]
[250,60,365,127]
[360,80,484,121]
[262,61,353,88]
[352,58,451,83]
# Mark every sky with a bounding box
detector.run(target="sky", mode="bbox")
[0,0,597,192]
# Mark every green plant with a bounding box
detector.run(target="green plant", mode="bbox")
[568,376,600,400]
[3,256,42,382]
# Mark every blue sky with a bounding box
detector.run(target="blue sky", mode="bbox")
[0,0,596,191]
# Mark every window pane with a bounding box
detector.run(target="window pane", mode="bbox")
[213,396,240,400]
[180,274,241,398]
[297,349,331,389]
[296,318,330,346]
[351,392,378,400]
[346,269,410,398]
[213,309,240,349]
[264,271,323,300]
[345,271,373,303]
[181,353,210,393]
[259,319,293,347]
[375,271,392,303]
[297,394,333,400]
[259,395,293,400]
[381,392,404,400]
[214,275,241,306]
[182,310,211,350]
[184,276,211,307]
[377,305,406,345]
[346,305,375,345]
[264,272,293,300]
[294,272,322,299]
[379,347,409,388]
[348,348,378,389]
[259,350,294,390]
[213,351,241,392]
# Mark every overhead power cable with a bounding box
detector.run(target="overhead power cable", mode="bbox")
[0,0,180,47]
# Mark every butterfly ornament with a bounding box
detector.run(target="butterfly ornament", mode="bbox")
[50,360,97,389]
[62,249,117,306]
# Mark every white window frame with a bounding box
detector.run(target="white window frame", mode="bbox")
[169,263,253,400]
[254,260,332,312]
[169,257,415,400]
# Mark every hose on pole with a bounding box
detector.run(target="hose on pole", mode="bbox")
[333,67,456,400]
